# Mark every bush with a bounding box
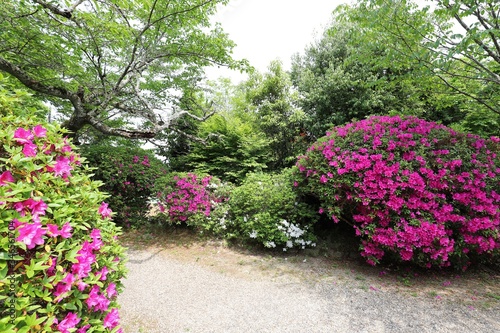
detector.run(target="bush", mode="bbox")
[0,87,126,332]
[223,170,318,251]
[155,172,227,226]
[295,115,500,269]
[80,145,168,228]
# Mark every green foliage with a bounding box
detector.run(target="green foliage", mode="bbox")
[245,60,310,171]
[344,0,500,136]
[180,113,270,184]
[0,82,126,332]
[80,145,168,228]
[209,170,318,250]
[290,5,464,139]
[0,0,247,139]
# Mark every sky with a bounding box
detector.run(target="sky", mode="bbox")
[205,0,349,83]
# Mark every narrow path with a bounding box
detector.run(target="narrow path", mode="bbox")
[118,247,500,333]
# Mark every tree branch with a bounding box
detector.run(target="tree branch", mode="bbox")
[31,0,74,19]
[0,57,74,100]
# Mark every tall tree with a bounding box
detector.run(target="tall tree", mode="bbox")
[0,0,246,142]
[290,14,441,139]
[245,60,309,170]
[347,0,500,135]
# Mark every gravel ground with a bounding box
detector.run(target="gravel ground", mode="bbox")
[118,247,500,333]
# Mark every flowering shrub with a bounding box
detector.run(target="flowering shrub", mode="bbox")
[0,89,126,332]
[81,145,167,228]
[295,115,500,269]
[225,171,317,251]
[155,172,226,226]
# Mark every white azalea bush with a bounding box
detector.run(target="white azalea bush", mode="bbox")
[206,170,318,251]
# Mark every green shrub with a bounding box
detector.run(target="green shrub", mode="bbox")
[80,145,168,228]
[219,170,318,250]
[0,86,126,332]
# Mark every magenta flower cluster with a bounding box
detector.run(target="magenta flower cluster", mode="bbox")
[3,124,123,332]
[295,115,500,269]
[158,173,221,224]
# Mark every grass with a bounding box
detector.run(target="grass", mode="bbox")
[119,223,500,310]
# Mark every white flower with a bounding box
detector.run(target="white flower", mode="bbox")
[286,240,293,248]
[249,230,258,239]
[264,241,276,248]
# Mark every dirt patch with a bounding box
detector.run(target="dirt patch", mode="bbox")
[119,226,500,310]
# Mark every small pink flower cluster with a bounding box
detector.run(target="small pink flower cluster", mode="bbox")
[296,115,500,269]
[158,173,221,223]
[14,126,76,179]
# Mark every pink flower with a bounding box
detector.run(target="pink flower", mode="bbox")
[106,283,117,298]
[54,156,72,178]
[86,285,110,312]
[57,312,80,333]
[97,266,109,281]
[46,224,60,237]
[0,170,15,186]
[54,273,76,299]
[77,324,91,333]
[72,242,96,278]
[22,142,38,157]
[98,202,112,219]
[16,221,46,249]
[103,308,120,329]
[90,228,103,250]
[77,281,88,291]
[60,222,72,238]
[33,125,47,137]
[13,127,33,144]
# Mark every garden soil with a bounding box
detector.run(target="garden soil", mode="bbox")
[118,237,500,333]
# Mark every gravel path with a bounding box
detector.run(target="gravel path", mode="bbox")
[118,247,500,333]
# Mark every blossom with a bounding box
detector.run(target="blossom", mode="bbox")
[0,170,15,186]
[106,282,117,298]
[54,156,72,178]
[57,312,80,333]
[22,142,38,157]
[89,228,103,250]
[86,285,110,312]
[72,241,96,278]
[96,266,109,281]
[98,202,112,218]
[13,127,34,144]
[60,222,73,238]
[32,125,47,137]
[103,308,120,329]
[16,221,46,249]
[46,224,60,237]
[77,324,91,333]
[54,272,76,299]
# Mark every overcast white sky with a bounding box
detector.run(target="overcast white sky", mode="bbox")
[205,0,349,82]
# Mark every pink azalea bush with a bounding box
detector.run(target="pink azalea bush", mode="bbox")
[0,88,126,332]
[155,172,226,226]
[294,115,500,269]
[81,145,167,228]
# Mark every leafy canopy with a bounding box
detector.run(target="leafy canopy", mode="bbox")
[0,0,247,141]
